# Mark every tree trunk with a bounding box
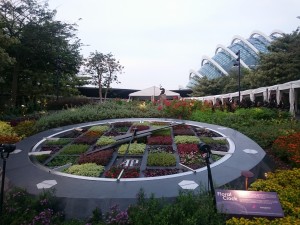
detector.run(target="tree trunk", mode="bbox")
[98,81,103,103]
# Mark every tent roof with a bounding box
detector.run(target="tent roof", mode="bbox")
[129,86,180,97]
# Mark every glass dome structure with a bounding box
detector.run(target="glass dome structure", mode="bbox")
[188,30,283,88]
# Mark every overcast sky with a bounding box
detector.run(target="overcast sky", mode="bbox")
[48,0,300,90]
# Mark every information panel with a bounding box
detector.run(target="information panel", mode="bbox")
[215,189,284,218]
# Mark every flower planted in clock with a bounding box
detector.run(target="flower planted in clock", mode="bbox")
[78,149,114,166]
[147,136,172,145]
[104,166,140,178]
[118,143,146,155]
[147,152,176,167]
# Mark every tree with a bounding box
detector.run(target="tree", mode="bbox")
[103,53,123,100]
[85,52,123,102]
[251,29,300,87]
[0,0,84,107]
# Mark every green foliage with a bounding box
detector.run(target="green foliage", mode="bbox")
[2,188,63,225]
[227,168,300,224]
[96,136,116,146]
[46,96,92,110]
[88,125,110,133]
[46,155,78,167]
[64,163,104,177]
[118,143,146,155]
[61,144,89,155]
[34,101,165,132]
[12,120,36,138]
[200,137,227,145]
[152,128,171,136]
[44,138,72,146]
[0,121,15,135]
[147,152,177,167]
[128,190,226,225]
[174,135,199,144]
[34,154,51,163]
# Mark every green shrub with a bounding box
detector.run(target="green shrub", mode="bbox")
[46,155,78,167]
[44,138,72,146]
[147,152,176,167]
[200,137,227,145]
[64,163,104,177]
[60,144,89,155]
[227,168,300,224]
[88,125,110,133]
[174,135,199,144]
[152,128,171,136]
[118,143,146,155]
[13,120,36,138]
[34,154,51,163]
[46,96,92,110]
[96,136,116,146]
[0,121,15,135]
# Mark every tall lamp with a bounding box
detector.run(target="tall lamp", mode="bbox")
[198,142,216,208]
[234,50,241,106]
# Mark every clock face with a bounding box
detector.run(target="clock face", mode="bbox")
[32,120,229,179]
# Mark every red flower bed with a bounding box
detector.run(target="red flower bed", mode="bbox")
[272,132,300,167]
[177,144,198,154]
[73,135,98,145]
[78,149,114,166]
[147,136,172,145]
[0,135,21,144]
[143,168,179,177]
[173,129,195,136]
[104,167,140,178]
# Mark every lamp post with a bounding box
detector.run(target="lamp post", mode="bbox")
[198,142,216,209]
[0,144,16,216]
[234,50,241,106]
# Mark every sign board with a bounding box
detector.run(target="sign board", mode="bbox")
[215,189,284,218]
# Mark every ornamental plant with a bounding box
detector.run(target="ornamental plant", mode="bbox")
[200,137,228,145]
[104,166,140,178]
[0,121,15,135]
[177,144,198,154]
[161,99,202,119]
[151,128,171,136]
[143,168,179,177]
[78,149,114,166]
[40,146,61,154]
[118,143,146,155]
[46,155,78,167]
[147,152,176,167]
[13,120,36,138]
[148,145,174,153]
[88,125,110,134]
[44,138,72,146]
[96,136,116,146]
[174,135,199,144]
[64,163,104,177]
[60,144,89,155]
[0,134,20,144]
[173,128,195,136]
[73,134,98,145]
[130,125,150,132]
[147,136,172,145]
[272,132,300,167]
[227,168,300,224]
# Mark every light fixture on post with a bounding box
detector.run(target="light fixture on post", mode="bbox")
[0,144,16,216]
[233,50,241,106]
[198,142,216,209]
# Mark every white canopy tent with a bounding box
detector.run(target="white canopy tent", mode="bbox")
[128,86,180,101]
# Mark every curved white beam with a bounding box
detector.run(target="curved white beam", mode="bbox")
[231,35,260,54]
[215,44,250,69]
[270,29,284,37]
[250,30,272,42]
[189,69,203,79]
[201,55,228,76]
